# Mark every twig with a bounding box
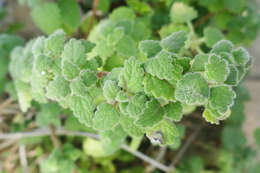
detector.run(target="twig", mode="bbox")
[171,126,202,166]
[194,13,214,28]
[85,0,100,39]
[0,140,16,151]
[0,128,173,172]
[146,147,167,173]
[19,144,28,173]
[122,145,173,172]
[49,124,61,149]
[0,98,13,112]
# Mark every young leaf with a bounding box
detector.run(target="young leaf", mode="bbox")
[120,56,144,93]
[44,29,66,57]
[103,80,120,104]
[210,40,233,54]
[68,95,95,126]
[145,50,174,80]
[203,27,224,47]
[191,54,209,72]
[209,85,236,115]
[170,2,198,23]
[139,40,162,58]
[135,99,164,128]
[62,60,80,80]
[46,76,71,101]
[144,74,175,101]
[127,93,147,117]
[146,119,179,145]
[36,103,61,127]
[205,54,229,83]
[160,31,187,53]
[165,101,183,122]
[175,73,209,105]
[93,103,120,131]
[232,47,250,66]
[120,114,144,137]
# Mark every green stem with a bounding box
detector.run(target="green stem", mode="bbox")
[130,137,143,150]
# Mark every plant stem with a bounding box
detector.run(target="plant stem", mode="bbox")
[85,0,100,39]
[130,136,142,150]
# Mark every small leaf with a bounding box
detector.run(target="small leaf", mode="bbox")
[144,74,175,101]
[70,77,88,97]
[175,73,209,105]
[209,85,236,115]
[127,93,147,117]
[160,31,187,53]
[202,109,219,125]
[135,99,164,128]
[15,81,32,112]
[170,2,198,23]
[210,40,233,54]
[145,50,174,80]
[225,64,239,86]
[205,54,229,83]
[139,40,162,58]
[36,103,61,127]
[116,91,128,102]
[62,60,80,80]
[103,80,120,104]
[191,54,209,72]
[232,47,250,66]
[120,114,144,137]
[93,103,120,131]
[121,57,144,93]
[203,27,224,47]
[146,119,179,145]
[68,94,95,126]
[46,76,71,101]
[44,29,66,57]
[80,70,98,87]
[165,101,183,122]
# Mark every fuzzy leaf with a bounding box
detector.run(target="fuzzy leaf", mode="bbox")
[68,95,95,126]
[203,27,224,47]
[145,50,174,80]
[165,101,183,122]
[44,29,66,57]
[121,57,144,93]
[139,40,162,58]
[127,93,147,117]
[135,99,164,128]
[146,119,179,145]
[210,40,233,54]
[160,31,187,53]
[170,2,198,23]
[205,54,229,83]
[62,60,80,80]
[36,103,61,127]
[144,74,175,101]
[175,73,209,105]
[232,47,250,66]
[120,114,144,137]
[209,85,236,115]
[191,54,209,72]
[103,80,120,104]
[93,103,120,131]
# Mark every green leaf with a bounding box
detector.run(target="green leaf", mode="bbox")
[232,47,250,66]
[15,81,32,112]
[145,50,174,80]
[58,0,81,34]
[203,27,224,47]
[160,31,187,53]
[93,103,120,131]
[107,27,125,45]
[62,60,80,80]
[165,101,183,122]
[224,0,245,13]
[69,77,88,97]
[61,39,87,68]
[146,119,179,145]
[139,40,162,58]
[209,85,236,115]
[170,2,198,23]
[103,80,120,104]
[120,114,144,137]
[31,2,62,34]
[36,103,61,127]
[109,7,135,22]
[225,64,239,86]
[116,91,129,102]
[80,70,98,87]
[83,138,106,158]
[210,40,233,54]
[202,109,219,125]
[120,57,144,93]
[144,74,175,101]
[175,73,209,105]
[46,76,71,101]
[191,54,209,72]
[115,35,137,57]
[44,29,66,57]
[127,93,147,117]
[100,125,127,154]
[205,54,229,83]
[68,94,95,126]
[33,54,53,75]
[135,99,164,128]
[126,0,152,15]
